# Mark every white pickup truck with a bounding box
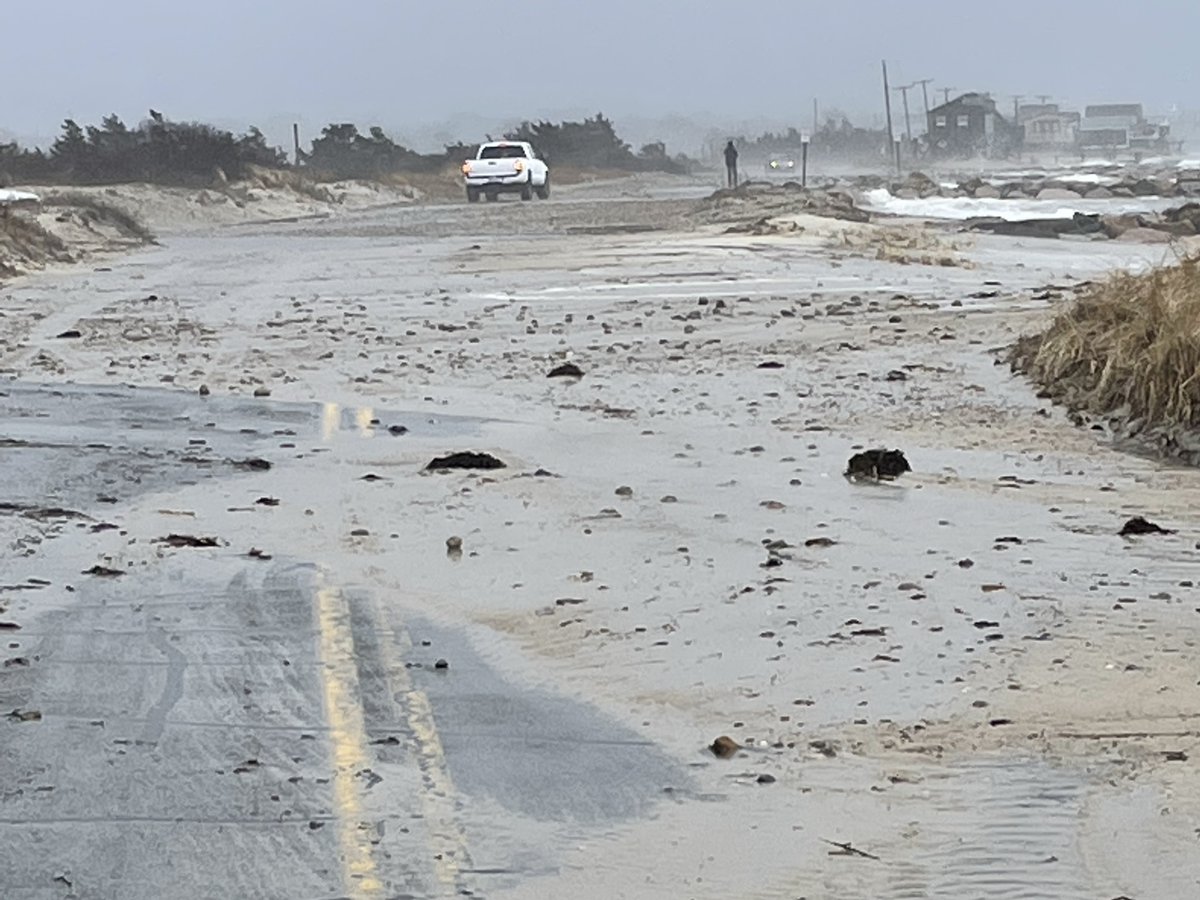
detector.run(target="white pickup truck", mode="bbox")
[462,141,550,203]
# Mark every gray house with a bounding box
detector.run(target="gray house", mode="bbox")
[926,93,1021,158]
[1078,104,1172,153]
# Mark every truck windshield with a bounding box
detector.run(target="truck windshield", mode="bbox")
[479,145,529,159]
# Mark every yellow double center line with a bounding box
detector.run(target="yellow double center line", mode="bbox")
[315,574,472,898]
[316,582,385,897]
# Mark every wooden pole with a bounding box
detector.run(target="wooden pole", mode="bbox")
[882,60,897,173]
[293,123,301,166]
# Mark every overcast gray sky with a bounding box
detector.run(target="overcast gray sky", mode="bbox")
[5,0,1198,152]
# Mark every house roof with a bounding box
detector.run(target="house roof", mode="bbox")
[928,92,998,116]
[1085,103,1142,119]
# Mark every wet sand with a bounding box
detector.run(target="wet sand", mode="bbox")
[1,177,1198,898]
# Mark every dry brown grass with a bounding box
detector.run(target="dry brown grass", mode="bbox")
[1010,256,1200,436]
[0,210,71,277]
[42,192,156,243]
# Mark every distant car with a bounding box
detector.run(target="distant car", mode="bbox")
[462,141,550,203]
[765,157,797,173]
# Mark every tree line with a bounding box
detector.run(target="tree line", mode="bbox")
[1,112,690,186]
[1,113,286,185]
[735,113,890,164]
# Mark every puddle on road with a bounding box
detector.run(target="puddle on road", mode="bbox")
[403,616,688,826]
[0,380,486,516]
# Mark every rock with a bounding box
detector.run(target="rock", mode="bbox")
[885,369,907,382]
[446,535,463,552]
[54,329,82,339]
[7,708,42,723]
[615,485,634,497]
[426,451,506,471]
[198,384,210,396]
[1119,516,1176,536]
[845,449,911,481]
[1149,220,1196,237]
[1100,213,1143,238]
[154,534,220,548]
[1036,188,1082,200]
[805,537,838,547]
[1084,186,1113,199]
[710,736,740,759]
[756,773,777,784]
[1116,227,1174,244]
[547,362,584,378]
[387,424,409,435]
[973,185,1001,199]
[253,386,271,397]
[434,658,449,670]
[231,457,272,471]
[82,565,124,577]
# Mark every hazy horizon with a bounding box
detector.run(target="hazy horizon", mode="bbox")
[5,0,1199,155]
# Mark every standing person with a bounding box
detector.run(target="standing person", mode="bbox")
[724,139,739,188]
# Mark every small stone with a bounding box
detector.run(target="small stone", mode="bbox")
[446,536,463,552]
[198,384,210,396]
[433,659,449,670]
[710,735,740,759]
[660,495,678,504]
[253,386,271,398]
[756,773,776,784]
[615,486,634,498]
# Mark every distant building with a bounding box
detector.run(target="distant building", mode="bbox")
[1018,103,1080,151]
[1078,103,1170,153]
[926,93,1021,158]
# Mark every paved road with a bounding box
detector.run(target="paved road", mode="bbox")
[0,384,683,899]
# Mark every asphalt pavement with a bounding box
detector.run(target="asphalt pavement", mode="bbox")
[0,382,686,899]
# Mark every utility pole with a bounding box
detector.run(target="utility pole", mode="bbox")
[292,123,301,166]
[893,83,915,141]
[813,98,819,134]
[1012,95,1024,121]
[941,86,958,104]
[882,60,898,173]
[914,78,933,131]
[1036,94,1052,105]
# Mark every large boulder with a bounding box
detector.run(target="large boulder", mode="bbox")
[1037,187,1083,200]
[973,184,1001,199]
[1084,186,1114,199]
[1100,213,1145,238]
[1115,226,1174,244]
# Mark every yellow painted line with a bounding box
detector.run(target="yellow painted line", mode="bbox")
[321,403,340,441]
[369,608,473,894]
[355,406,376,437]
[315,578,384,898]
